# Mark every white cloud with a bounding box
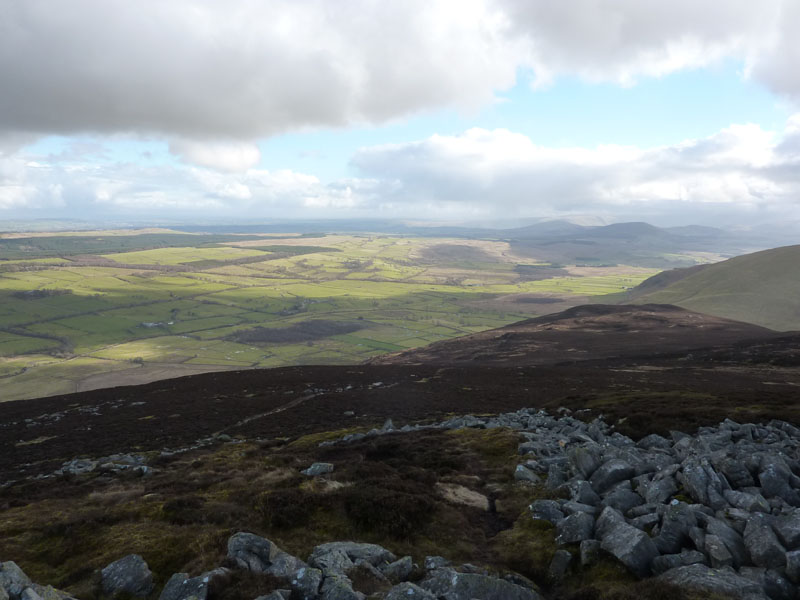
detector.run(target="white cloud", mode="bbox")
[169,140,261,172]
[351,118,800,224]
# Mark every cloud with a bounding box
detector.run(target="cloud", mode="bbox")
[169,139,261,172]
[0,0,519,140]
[2,0,799,145]
[351,119,800,224]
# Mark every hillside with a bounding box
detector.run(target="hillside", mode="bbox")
[370,304,780,366]
[3,304,800,599]
[629,244,800,331]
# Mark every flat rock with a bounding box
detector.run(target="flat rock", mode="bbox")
[657,565,769,600]
[384,583,436,600]
[420,569,542,600]
[101,554,154,598]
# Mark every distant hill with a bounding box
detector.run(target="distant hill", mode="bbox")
[370,303,779,366]
[629,245,800,331]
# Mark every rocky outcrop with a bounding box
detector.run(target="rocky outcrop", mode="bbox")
[0,562,77,600]
[323,407,800,599]
[100,554,154,598]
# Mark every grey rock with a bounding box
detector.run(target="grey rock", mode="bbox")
[556,512,594,545]
[545,463,568,490]
[786,549,800,583]
[423,556,450,570]
[158,569,228,600]
[0,562,32,599]
[302,462,335,477]
[20,590,42,600]
[580,540,601,567]
[589,459,635,494]
[310,549,354,577]
[597,509,660,577]
[657,565,769,600]
[720,458,757,489]
[602,488,644,514]
[773,511,800,549]
[705,516,750,568]
[319,575,363,600]
[562,501,598,516]
[254,593,287,600]
[744,514,786,569]
[383,583,436,600]
[760,460,800,506]
[548,550,572,581]
[529,500,564,525]
[630,513,660,531]
[654,502,696,555]
[595,506,626,540]
[420,569,542,600]
[567,480,601,506]
[567,445,603,479]
[705,534,734,568]
[738,568,795,600]
[637,433,672,450]
[643,477,678,505]
[380,556,413,583]
[0,588,8,600]
[310,542,395,569]
[651,550,707,576]
[101,554,154,598]
[290,567,323,600]
[724,490,771,514]
[514,464,540,484]
[227,532,306,578]
[680,459,710,505]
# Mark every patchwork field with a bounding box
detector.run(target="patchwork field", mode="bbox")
[0,230,660,400]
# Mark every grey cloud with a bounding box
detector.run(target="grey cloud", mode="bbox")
[0,1,518,140]
[3,1,799,144]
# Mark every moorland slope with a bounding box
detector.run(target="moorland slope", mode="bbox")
[629,245,800,331]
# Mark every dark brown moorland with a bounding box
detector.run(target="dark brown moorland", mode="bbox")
[3,304,800,600]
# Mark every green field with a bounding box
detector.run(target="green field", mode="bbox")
[0,231,659,400]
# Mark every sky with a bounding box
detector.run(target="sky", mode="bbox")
[2,0,800,228]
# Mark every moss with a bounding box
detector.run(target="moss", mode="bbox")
[287,427,367,449]
[491,515,557,582]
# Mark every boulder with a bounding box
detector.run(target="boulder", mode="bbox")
[579,540,601,567]
[589,460,635,494]
[423,556,450,571]
[657,565,769,600]
[101,554,154,598]
[650,551,706,575]
[302,463,335,477]
[383,583,436,600]
[567,446,602,479]
[705,534,734,568]
[514,464,540,484]
[310,542,395,569]
[555,512,594,545]
[0,562,32,599]
[529,500,564,525]
[380,556,413,583]
[548,550,572,581]
[654,502,696,555]
[786,550,800,584]
[158,569,228,600]
[227,532,306,578]
[773,511,800,549]
[744,514,786,569]
[420,569,542,600]
[319,575,362,600]
[598,513,660,577]
[705,516,750,568]
[290,567,323,600]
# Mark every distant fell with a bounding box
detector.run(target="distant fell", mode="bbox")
[629,244,800,331]
[371,303,778,366]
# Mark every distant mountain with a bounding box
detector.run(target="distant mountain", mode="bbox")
[629,245,800,331]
